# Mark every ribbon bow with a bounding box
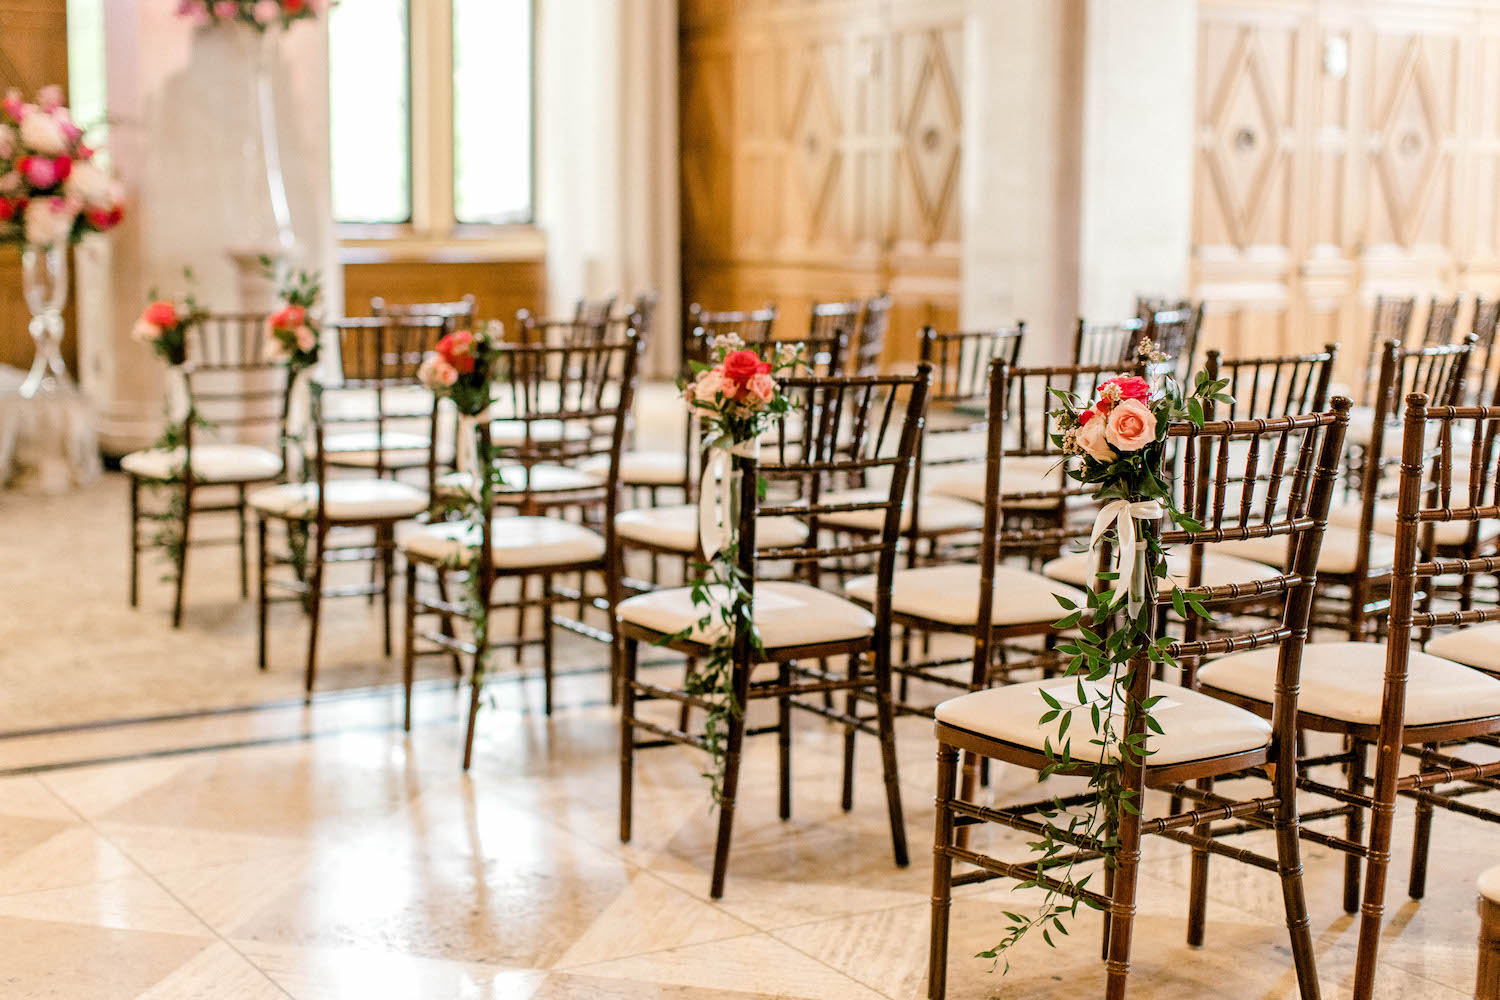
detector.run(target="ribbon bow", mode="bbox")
[285,367,314,441]
[166,362,195,423]
[455,405,494,501]
[698,436,761,559]
[1088,498,1165,620]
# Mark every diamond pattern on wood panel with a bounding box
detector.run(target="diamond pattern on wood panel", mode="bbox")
[784,45,842,242]
[1374,38,1447,248]
[1203,27,1285,249]
[902,31,960,244]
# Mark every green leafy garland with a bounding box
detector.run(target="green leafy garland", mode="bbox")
[263,258,323,596]
[980,350,1232,969]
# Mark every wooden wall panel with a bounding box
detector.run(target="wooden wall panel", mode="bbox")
[0,0,74,374]
[679,0,963,368]
[1194,0,1500,392]
[341,258,546,333]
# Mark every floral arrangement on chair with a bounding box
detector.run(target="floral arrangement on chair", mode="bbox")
[0,85,124,247]
[672,336,805,800]
[176,0,321,30]
[265,268,322,374]
[977,347,1232,969]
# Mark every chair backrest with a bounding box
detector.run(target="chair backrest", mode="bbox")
[809,299,861,343]
[181,311,288,440]
[574,294,618,326]
[683,303,777,364]
[1361,295,1418,402]
[1382,395,1500,740]
[516,309,611,349]
[1073,317,1143,367]
[734,367,933,651]
[1470,298,1500,403]
[853,294,891,375]
[370,295,476,334]
[1141,303,1203,380]
[1419,294,1464,347]
[918,325,1025,405]
[619,291,658,349]
[1203,345,1337,421]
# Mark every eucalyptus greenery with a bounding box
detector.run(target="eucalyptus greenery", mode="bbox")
[979,359,1233,971]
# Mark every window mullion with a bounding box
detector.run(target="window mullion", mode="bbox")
[409,0,454,235]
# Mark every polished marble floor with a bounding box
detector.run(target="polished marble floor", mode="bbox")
[0,397,1491,998]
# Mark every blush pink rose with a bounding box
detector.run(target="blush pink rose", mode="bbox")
[294,325,316,351]
[746,372,775,404]
[693,368,726,402]
[213,1,238,18]
[1076,416,1114,462]
[1104,398,1156,452]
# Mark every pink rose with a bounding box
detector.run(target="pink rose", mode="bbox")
[1076,416,1114,462]
[1099,375,1151,405]
[747,372,775,403]
[693,368,725,402]
[19,155,63,189]
[253,0,278,23]
[294,325,316,351]
[35,85,63,114]
[1,89,23,122]
[131,320,162,344]
[213,1,238,18]
[1104,398,1156,452]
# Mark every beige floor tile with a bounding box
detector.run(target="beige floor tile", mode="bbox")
[235,940,546,1000]
[95,820,310,877]
[0,915,213,1000]
[0,775,78,821]
[551,872,757,968]
[0,824,143,896]
[528,972,801,999]
[0,874,210,937]
[132,941,290,1000]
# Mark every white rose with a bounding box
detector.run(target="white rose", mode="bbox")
[693,369,725,402]
[18,109,67,157]
[23,197,76,246]
[1075,416,1114,463]
[0,124,15,160]
[64,161,114,210]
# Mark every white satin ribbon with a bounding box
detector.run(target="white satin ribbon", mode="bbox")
[166,363,194,423]
[1088,498,1165,619]
[455,405,493,501]
[698,436,761,559]
[285,367,312,440]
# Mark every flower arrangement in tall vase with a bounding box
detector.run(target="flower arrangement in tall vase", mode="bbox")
[0,85,126,398]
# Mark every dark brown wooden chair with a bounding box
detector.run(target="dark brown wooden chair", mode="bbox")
[124,312,288,627]
[401,337,640,767]
[251,317,438,693]
[1482,867,1500,1000]
[1139,301,1204,381]
[1417,293,1464,347]
[1072,316,1143,367]
[617,367,933,899]
[928,399,1350,1000]
[1359,295,1417,404]
[574,293,618,326]
[1468,297,1500,404]
[853,292,891,375]
[370,294,476,334]
[1198,393,1500,1000]
[1202,345,1337,421]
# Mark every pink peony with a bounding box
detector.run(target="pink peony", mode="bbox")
[1104,398,1156,452]
[35,85,63,114]
[1076,417,1114,462]
[747,372,776,404]
[19,155,65,189]
[213,0,238,17]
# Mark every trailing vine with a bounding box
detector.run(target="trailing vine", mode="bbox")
[980,347,1232,970]
[263,258,323,599]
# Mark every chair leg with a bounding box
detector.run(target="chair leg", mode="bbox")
[1347,579,1366,641]
[1186,775,1213,946]
[541,573,554,716]
[678,656,696,732]
[462,582,493,771]
[462,657,483,771]
[871,649,909,867]
[433,568,463,677]
[128,478,140,607]
[402,560,417,732]
[1344,738,1367,914]
[1274,746,1322,999]
[1409,741,1437,899]
[1352,735,1403,1000]
[303,522,325,700]
[778,660,792,821]
[256,515,268,671]
[171,483,191,629]
[619,636,639,843]
[840,681,856,813]
[1103,776,1144,1000]
[514,575,529,667]
[709,707,748,899]
[379,523,394,657]
[927,743,959,1000]
[237,486,248,599]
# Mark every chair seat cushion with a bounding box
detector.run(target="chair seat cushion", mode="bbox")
[249,479,429,521]
[434,464,605,498]
[121,443,282,483]
[601,449,687,487]
[935,679,1272,767]
[845,563,1085,628]
[398,515,606,568]
[1425,624,1500,675]
[617,580,874,648]
[1198,640,1500,726]
[319,429,434,468]
[1326,499,1500,547]
[614,504,807,553]
[924,456,1062,510]
[816,488,984,533]
[1042,549,1282,591]
[1218,525,1395,575]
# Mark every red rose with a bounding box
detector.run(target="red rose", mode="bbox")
[270,304,305,330]
[0,198,15,222]
[51,156,71,184]
[284,0,305,10]
[85,205,123,230]
[437,330,476,373]
[143,301,178,327]
[1100,375,1151,404]
[1077,405,1099,426]
[721,349,770,385]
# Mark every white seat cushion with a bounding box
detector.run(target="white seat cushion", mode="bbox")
[1327,499,1500,547]
[617,580,873,648]
[924,456,1062,510]
[248,479,429,521]
[605,449,687,487]
[320,429,433,468]
[816,488,984,533]
[121,443,282,483]
[1425,624,1500,675]
[935,679,1272,767]
[1198,640,1500,726]
[845,563,1085,628]
[490,419,591,446]
[1219,525,1395,575]
[615,504,807,553]
[1480,865,1500,905]
[398,515,606,568]
[1042,549,1283,592]
[434,464,605,498]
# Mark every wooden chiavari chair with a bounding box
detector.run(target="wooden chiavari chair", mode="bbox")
[1140,301,1204,381]
[928,399,1350,1000]
[515,310,609,349]
[1468,297,1500,404]
[1222,338,1473,638]
[574,293,617,326]
[853,292,891,375]
[1197,394,1500,1000]
[1418,293,1464,347]
[251,319,436,691]
[809,298,861,344]
[1202,345,1337,422]
[1072,316,1143,367]
[401,337,640,766]
[617,367,933,898]
[370,294,476,335]
[1359,295,1417,404]
[124,312,288,627]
